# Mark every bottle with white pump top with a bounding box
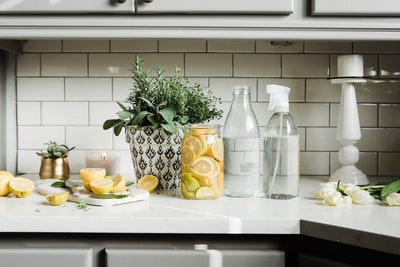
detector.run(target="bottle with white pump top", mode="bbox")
[263,84,299,199]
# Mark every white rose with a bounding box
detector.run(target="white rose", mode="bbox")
[341,183,360,195]
[315,185,337,200]
[386,192,400,206]
[350,189,373,205]
[322,191,352,206]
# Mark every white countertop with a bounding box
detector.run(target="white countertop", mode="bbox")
[0,176,399,254]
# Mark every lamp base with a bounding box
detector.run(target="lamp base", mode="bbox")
[329,165,369,186]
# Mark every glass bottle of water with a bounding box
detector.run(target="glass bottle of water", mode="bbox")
[223,86,260,197]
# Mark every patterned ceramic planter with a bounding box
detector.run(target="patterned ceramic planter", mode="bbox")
[126,126,183,190]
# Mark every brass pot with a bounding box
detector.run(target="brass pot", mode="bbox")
[39,158,70,180]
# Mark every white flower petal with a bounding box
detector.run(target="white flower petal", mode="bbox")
[386,192,400,206]
[351,189,373,205]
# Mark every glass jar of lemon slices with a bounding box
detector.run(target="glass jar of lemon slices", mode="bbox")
[181,124,223,200]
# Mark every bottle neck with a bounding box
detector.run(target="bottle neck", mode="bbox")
[231,91,252,110]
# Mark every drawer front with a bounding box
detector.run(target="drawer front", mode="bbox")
[312,0,400,16]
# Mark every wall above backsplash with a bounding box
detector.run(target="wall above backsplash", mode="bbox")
[15,39,400,179]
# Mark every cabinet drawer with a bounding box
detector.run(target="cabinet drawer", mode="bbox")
[0,0,134,14]
[106,248,285,267]
[136,0,294,14]
[312,0,400,16]
[0,248,93,267]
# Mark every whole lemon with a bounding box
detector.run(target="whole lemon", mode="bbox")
[0,170,14,196]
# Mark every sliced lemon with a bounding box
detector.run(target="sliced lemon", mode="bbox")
[182,174,201,192]
[80,168,106,185]
[137,175,159,193]
[189,127,216,136]
[90,178,113,194]
[182,135,206,157]
[195,186,215,200]
[191,156,220,180]
[46,191,70,206]
[0,170,14,196]
[181,146,196,166]
[9,177,34,198]
[208,137,223,162]
[110,175,126,193]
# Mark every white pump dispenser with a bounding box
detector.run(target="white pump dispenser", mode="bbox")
[263,84,299,199]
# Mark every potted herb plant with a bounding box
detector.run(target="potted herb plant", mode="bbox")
[36,141,76,180]
[103,56,222,190]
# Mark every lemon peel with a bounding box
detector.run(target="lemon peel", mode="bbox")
[46,191,70,206]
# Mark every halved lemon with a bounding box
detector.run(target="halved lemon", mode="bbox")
[9,177,34,198]
[90,178,113,194]
[0,170,14,196]
[191,156,220,180]
[208,137,223,162]
[110,175,126,193]
[46,191,70,206]
[195,186,215,200]
[80,168,106,185]
[137,175,159,193]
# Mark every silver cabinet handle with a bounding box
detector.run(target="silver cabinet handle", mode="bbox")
[110,0,126,4]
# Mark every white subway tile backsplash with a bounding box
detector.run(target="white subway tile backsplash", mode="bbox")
[379,104,400,127]
[258,78,305,102]
[159,39,206,52]
[66,126,113,150]
[234,54,280,77]
[209,78,257,101]
[41,53,88,76]
[63,40,110,52]
[17,54,40,76]
[23,40,62,52]
[305,41,352,53]
[256,41,303,53]
[186,54,232,77]
[208,40,255,53]
[65,78,112,101]
[42,102,88,125]
[17,102,41,125]
[18,126,65,150]
[16,40,400,178]
[291,103,330,127]
[17,78,64,101]
[111,39,158,52]
[283,54,329,78]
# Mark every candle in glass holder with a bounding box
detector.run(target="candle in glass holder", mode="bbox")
[86,151,120,176]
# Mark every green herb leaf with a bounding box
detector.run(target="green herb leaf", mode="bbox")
[381,180,400,200]
[125,181,134,186]
[90,193,129,199]
[51,181,66,188]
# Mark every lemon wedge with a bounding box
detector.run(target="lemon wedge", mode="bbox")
[137,175,159,193]
[46,191,70,206]
[90,178,113,194]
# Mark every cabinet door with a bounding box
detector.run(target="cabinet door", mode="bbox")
[0,0,134,14]
[0,248,93,267]
[106,248,285,267]
[312,0,400,16]
[136,0,294,14]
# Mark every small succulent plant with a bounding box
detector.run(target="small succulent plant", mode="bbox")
[36,141,75,159]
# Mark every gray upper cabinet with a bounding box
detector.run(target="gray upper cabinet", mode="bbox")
[0,0,134,14]
[136,0,294,14]
[312,0,400,16]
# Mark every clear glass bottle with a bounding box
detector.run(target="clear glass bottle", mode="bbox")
[263,85,299,199]
[223,86,260,197]
[181,124,223,200]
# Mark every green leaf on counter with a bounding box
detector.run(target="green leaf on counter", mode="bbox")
[381,180,400,200]
[125,181,134,187]
[51,181,66,188]
[90,193,129,199]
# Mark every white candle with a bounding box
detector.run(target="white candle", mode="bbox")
[337,55,364,77]
[86,151,120,176]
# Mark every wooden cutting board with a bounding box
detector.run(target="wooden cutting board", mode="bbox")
[36,179,150,206]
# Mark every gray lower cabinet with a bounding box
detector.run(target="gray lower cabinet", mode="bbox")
[106,248,285,267]
[0,248,93,267]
